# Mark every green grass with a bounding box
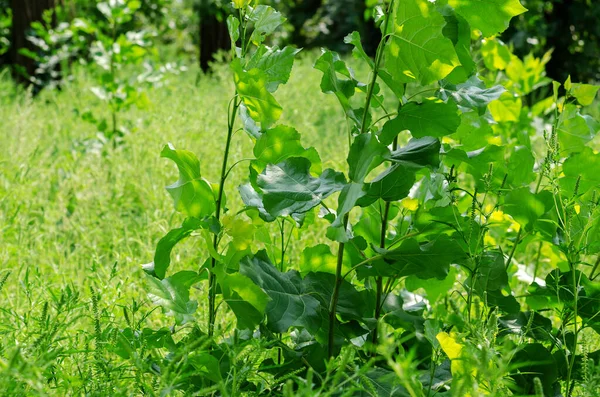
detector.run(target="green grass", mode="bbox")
[0,54,351,395]
[1,55,600,395]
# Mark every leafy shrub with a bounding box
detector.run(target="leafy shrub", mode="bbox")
[138,0,600,395]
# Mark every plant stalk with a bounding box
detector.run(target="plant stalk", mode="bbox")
[328,0,395,358]
[208,95,241,337]
[328,215,349,358]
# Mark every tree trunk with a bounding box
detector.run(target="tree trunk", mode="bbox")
[199,13,230,73]
[10,0,56,84]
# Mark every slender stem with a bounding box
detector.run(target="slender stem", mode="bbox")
[373,128,398,348]
[373,193,391,348]
[359,0,395,135]
[533,241,543,281]
[328,215,349,358]
[277,219,286,365]
[565,263,579,397]
[505,227,523,270]
[208,95,241,338]
[207,6,248,339]
[328,0,395,358]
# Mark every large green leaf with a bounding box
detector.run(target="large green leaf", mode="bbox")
[561,147,600,196]
[510,343,558,396]
[439,8,475,83]
[568,81,600,106]
[557,104,597,153]
[247,5,286,45]
[387,136,441,169]
[144,217,205,280]
[385,0,460,85]
[360,164,416,205]
[238,183,275,222]
[468,251,508,292]
[304,272,373,322]
[239,251,322,333]
[503,188,548,231]
[161,144,216,219]
[232,59,282,129]
[252,125,321,174]
[217,272,270,330]
[347,133,388,183]
[327,183,367,242]
[246,45,300,92]
[388,99,460,139]
[507,146,535,187]
[378,235,465,279]
[448,0,527,38]
[301,245,339,276]
[438,76,505,111]
[257,157,346,218]
[146,271,202,325]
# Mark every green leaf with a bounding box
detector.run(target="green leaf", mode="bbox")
[448,0,527,38]
[360,164,416,205]
[557,104,597,152]
[440,8,475,83]
[387,136,441,169]
[348,133,388,183]
[252,125,321,174]
[388,99,460,139]
[569,82,599,106]
[452,112,494,150]
[379,235,466,279]
[344,31,373,68]
[327,183,367,242]
[406,267,458,302]
[438,76,505,111]
[304,272,373,322]
[378,69,406,98]
[561,147,600,196]
[314,50,360,125]
[481,38,512,71]
[238,183,275,222]
[248,5,286,45]
[232,59,282,129]
[385,0,460,85]
[301,245,339,276]
[144,218,205,280]
[247,45,301,92]
[510,343,558,396]
[233,0,251,9]
[488,91,522,122]
[227,15,240,43]
[217,272,270,330]
[257,157,346,218]
[240,251,322,333]
[161,144,216,219]
[146,271,202,325]
[507,146,535,187]
[239,103,262,139]
[503,188,547,231]
[468,251,508,291]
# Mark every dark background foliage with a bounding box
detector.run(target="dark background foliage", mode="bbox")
[1,0,598,83]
